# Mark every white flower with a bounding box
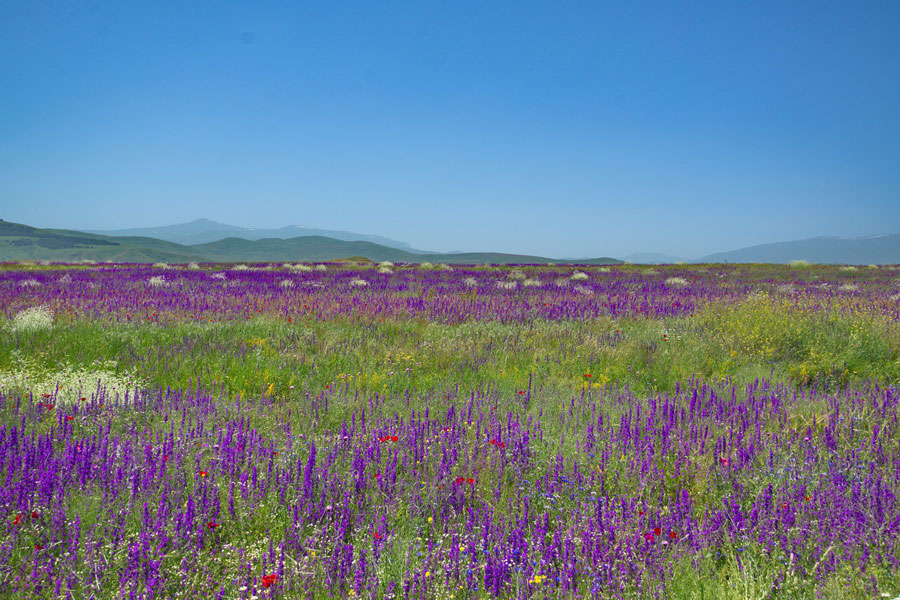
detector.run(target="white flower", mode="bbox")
[10,306,53,332]
[187,262,201,270]
[570,271,588,280]
[148,276,168,287]
[664,277,688,288]
[349,278,369,287]
[315,264,327,271]
[279,279,295,288]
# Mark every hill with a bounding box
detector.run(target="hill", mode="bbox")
[0,220,622,264]
[698,234,900,264]
[87,218,438,253]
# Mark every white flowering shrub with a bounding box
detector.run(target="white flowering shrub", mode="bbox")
[508,270,526,280]
[665,277,688,288]
[597,267,611,273]
[210,272,227,281]
[152,262,170,269]
[554,277,570,287]
[789,259,811,267]
[148,276,168,287]
[232,264,250,271]
[9,306,54,333]
[496,281,517,290]
[315,264,327,271]
[840,266,857,272]
[187,262,201,270]
[349,278,369,287]
[58,274,72,285]
[19,279,41,288]
[438,264,453,271]
[289,263,313,272]
[377,266,393,274]
[279,279,295,288]
[378,261,395,268]
[574,284,594,296]
[420,262,434,269]
[570,271,589,281]
[839,284,859,292]
[464,277,478,287]
[0,356,145,406]
[522,278,542,287]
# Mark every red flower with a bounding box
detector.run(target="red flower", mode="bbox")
[584,374,591,378]
[653,527,661,536]
[374,471,380,479]
[518,391,524,395]
[199,471,208,477]
[325,385,330,389]
[207,521,218,529]
[262,573,278,588]
[34,544,43,550]
[719,457,729,467]
[31,511,39,519]
[80,397,86,402]
[374,532,382,540]
[644,532,655,541]
[466,478,475,485]
[668,530,677,539]
[65,415,74,421]
[12,514,22,525]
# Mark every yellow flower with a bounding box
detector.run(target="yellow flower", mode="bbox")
[428,517,433,523]
[265,383,275,396]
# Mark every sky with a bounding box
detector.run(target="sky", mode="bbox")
[1,1,898,259]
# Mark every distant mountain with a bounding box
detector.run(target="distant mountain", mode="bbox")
[88,219,439,254]
[0,220,622,264]
[619,252,687,264]
[697,234,900,264]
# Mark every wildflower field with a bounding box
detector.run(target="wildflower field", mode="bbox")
[1,261,899,599]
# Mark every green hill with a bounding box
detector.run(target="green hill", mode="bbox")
[0,219,622,265]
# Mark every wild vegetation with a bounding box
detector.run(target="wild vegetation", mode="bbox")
[1,261,899,599]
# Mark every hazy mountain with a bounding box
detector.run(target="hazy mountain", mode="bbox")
[697,234,900,264]
[0,220,621,264]
[87,219,439,253]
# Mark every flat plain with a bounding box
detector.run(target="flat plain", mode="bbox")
[1,261,899,599]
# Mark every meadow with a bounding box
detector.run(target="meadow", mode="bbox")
[1,261,899,599]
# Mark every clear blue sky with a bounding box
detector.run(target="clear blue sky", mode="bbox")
[1,1,898,258]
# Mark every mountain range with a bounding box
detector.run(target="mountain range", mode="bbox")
[0,220,620,264]
[1,218,898,264]
[86,219,438,254]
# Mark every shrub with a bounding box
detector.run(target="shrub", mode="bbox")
[665,277,688,287]
[570,271,589,280]
[9,306,53,333]
[349,278,369,287]
[148,276,168,287]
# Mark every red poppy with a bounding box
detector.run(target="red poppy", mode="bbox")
[262,573,278,588]
[374,471,380,479]
[65,416,74,421]
[374,532,382,540]
[653,527,661,536]
[584,374,591,378]
[31,511,39,519]
[325,385,330,389]
[668,531,677,539]
[80,397,86,402]
[34,544,43,550]
[199,471,208,477]
[207,521,218,529]
[391,436,398,442]
[12,514,22,525]
[639,510,645,516]
[719,457,729,467]
[644,532,655,541]
[518,391,524,395]
[466,478,475,485]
